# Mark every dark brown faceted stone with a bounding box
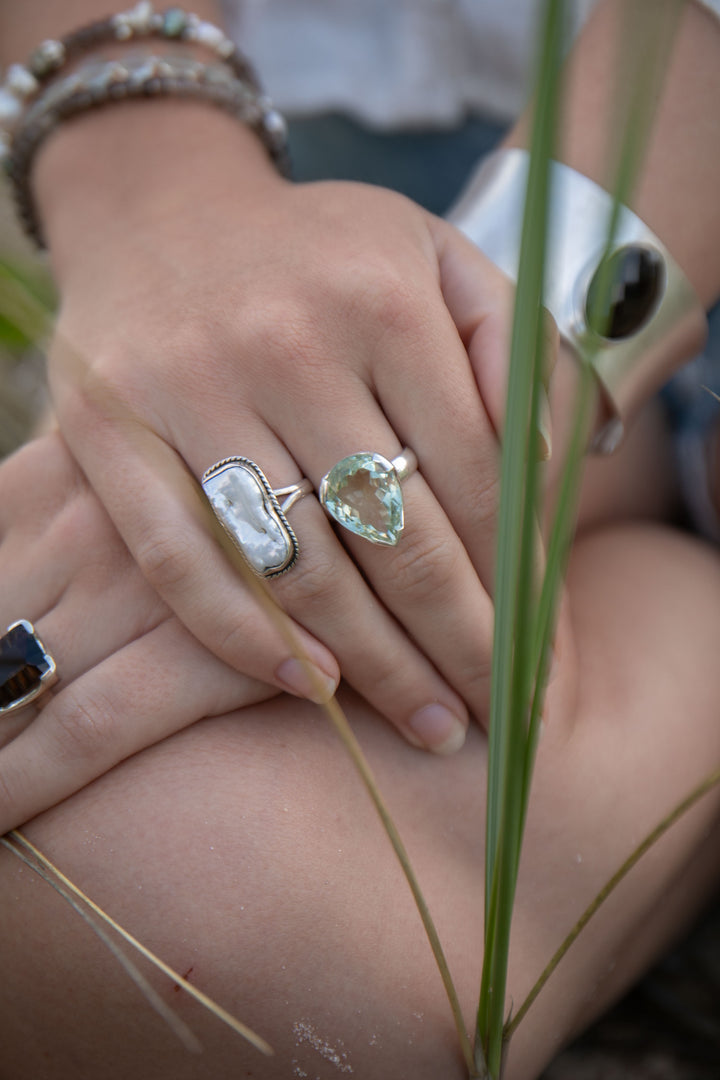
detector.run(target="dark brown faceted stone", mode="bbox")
[586,244,664,339]
[0,622,50,709]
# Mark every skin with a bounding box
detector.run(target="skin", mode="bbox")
[0,0,716,770]
[1,510,720,1079]
[0,1,719,1074]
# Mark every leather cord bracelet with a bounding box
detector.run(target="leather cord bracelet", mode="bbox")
[4,52,290,249]
[448,148,708,453]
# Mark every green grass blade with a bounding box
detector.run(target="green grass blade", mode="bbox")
[318,697,478,1077]
[505,763,720,1041]
[482,0,566,919]
[6,830,274,1056]
[0,258,55,347]
[523,0,688,834]
[519,362,595,838]
[511,0,692,1047]
[477,3,567,1073]
[1,834,203,1054]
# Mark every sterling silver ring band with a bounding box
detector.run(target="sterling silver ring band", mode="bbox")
[202,456,312,578]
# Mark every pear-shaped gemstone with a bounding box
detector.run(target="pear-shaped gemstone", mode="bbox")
[320,452,404,545]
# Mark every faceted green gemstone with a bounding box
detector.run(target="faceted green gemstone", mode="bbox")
[320,453,404,545]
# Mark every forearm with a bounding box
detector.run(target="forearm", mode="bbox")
[0,0,282,280]
[508,0,720,307]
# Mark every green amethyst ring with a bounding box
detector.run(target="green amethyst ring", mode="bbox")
[319,449,418,546]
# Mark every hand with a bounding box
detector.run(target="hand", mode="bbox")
[39,105,557,754]
[0,432,275,833]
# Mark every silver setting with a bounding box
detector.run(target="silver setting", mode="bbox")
[202,457,311,578]
[390,448,418,484]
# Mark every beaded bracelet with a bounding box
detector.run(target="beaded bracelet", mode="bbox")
[0,2,260,147]
[6,54,290,248]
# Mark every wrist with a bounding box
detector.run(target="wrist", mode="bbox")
[33,95,286,279]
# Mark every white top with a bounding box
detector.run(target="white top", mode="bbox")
[220,0,720,128]
[220,0,594,127]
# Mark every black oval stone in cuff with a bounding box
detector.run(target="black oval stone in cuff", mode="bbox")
[586,244,665,340]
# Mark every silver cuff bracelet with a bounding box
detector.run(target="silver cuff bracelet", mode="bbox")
[447,148,707,452]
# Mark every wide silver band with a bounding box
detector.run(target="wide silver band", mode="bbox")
[202,457,311,578]
[448,149,707,452]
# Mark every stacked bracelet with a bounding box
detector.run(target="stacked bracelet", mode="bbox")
[448,149,708,453]
[0,2,258,123]
[7,54,290,247]
[0,3,290,248]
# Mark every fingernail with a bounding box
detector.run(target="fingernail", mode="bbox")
[407,704,467,755]
[275,657,338,704]
[536,386,552,461]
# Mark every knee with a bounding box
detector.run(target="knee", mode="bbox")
[0,702,476,1079]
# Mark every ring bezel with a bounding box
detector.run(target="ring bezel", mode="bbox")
[202,456,304,578]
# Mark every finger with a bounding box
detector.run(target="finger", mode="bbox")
[294,392,497,722]
[0,483,168,688]
[431,217,559,445]
[59,412,341,704]
[0,617,274,833]
[182,420,471,752]
[240,283,497,721]
[0,432,84,541]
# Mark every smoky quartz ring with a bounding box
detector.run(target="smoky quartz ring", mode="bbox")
[202,457,312,578]
[0,619,59,715]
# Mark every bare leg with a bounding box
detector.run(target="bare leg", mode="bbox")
[1,522,720,1080]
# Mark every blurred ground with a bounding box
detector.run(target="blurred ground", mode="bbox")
[543,900,720,1078]
[0,190,50,457]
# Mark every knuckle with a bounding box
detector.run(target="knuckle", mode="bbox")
[57,348,135,431]
[364,649,413,703]
[353,267,427,342]
[48,687,117,764]
[240,300,320,368]
[0,765,23,823]
[134,526,195,593]
[457,657,493,710]
[464,471,501,534]
[388,529,463,606]
[233,299,342,401]
[274,547,343,618]
[215,613,266,666]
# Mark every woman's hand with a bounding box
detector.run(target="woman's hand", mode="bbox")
[37,103,555,755]
[0,431,277,833]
